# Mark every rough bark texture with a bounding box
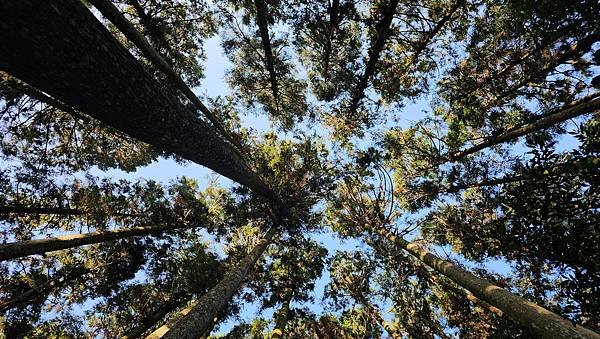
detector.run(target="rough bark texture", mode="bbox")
[90,0,244,153]
[0,224,188,262]
[347,0,399,115]
[376,227,600,338]
[0,0,273,199]
[447,94,600,162]
[146,227,277,339]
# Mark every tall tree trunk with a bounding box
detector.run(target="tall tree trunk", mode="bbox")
[347,0,399,116]
[146,227,277,339]
[0,224,191,262]
[446,94,600,163]
[0,0,274,200]
[374,227,600,338]
[0,204,138,218]
[253,0,280,104]
[89,0,244,153]
[440,156,600,193]
[0,266,89,312]
[272,295,291,339]
[122,294,188,339]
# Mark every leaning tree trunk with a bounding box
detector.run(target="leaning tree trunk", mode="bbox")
[347,0,399,116]
[440,156,600,194]
[146,227,277,339]
[89,0,244,153]
[0,224,192,262]
[122,294,189,339]
[0,266,89,312]
[0,0,274,200]
[375,227,600,338]
[445,94,600,163]
[253,0,280,103]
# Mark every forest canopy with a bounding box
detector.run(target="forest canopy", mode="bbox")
[0,0,599,338]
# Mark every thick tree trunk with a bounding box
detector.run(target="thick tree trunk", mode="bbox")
[272,296,291,339]
[146,227,277,339]
[425,268,504,317]
[90,0,244,153]
[253,0,280,104]
[375,227,600,338]
[0,224,189,262]
[0,0,273,200]
[446,94,600,163]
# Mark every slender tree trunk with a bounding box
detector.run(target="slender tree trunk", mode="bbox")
[0,224,191,262]
[90,0,244,153]
[0,266,88,312]
[363,300,401,339]
[440,156,600,193]
[446,94,600,163]
[146,227,277,339]
[492,34,600,105]
[0,206,86,217]
[0,204,139,218]
[0,0,274,200]
[253,0,280,103]
[347,0,399,115]
[272,296,291,339]
[121,295,188,339]
[375,227,600,338]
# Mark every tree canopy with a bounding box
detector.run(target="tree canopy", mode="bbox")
[0,0,599,338]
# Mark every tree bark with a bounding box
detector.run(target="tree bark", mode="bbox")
[0,204,139,218]
[0,266,88,312]
[0,0,274,200]
[440,156,600,193]
[272,296,291,339]
[347,0,399,115]
[0,224,190,262]
[253,0,280,104]
[446,94,600,163]
[121,294,188,339]
[146,227,277,339]
[90,0,244,153]
[375,227,600,338]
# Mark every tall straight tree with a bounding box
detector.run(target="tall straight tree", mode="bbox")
[0,0,274,199]
[146,227,277,338]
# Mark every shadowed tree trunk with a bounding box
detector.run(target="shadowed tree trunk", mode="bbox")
[347,0,399,116]
[439,156,600,194]
[0,266,89,312]
[0,224,192,262]
[146,227,277,339]
[374,227,599,338]
[272,293,291,339]
[121,294,189,339]
[89,0,244,153]
[445,94,600,163]
[253,0,280,105]
[0,0,274,200]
